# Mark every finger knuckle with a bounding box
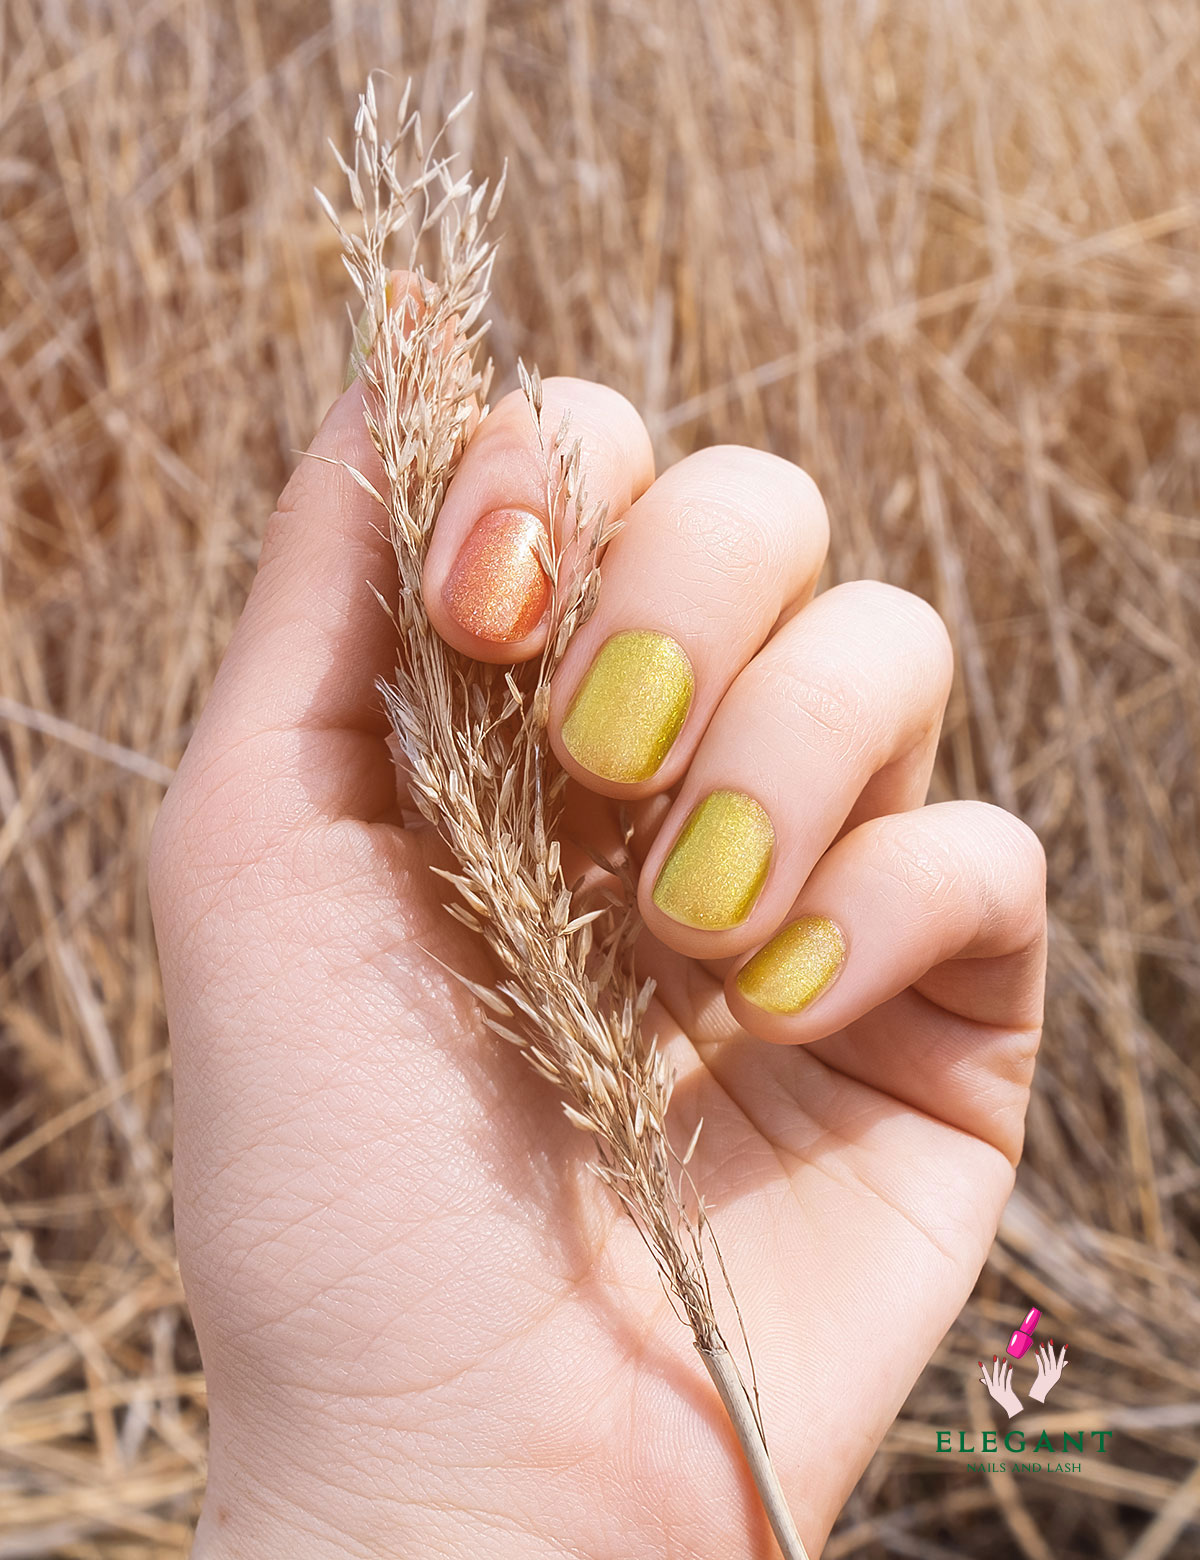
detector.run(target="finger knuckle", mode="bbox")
[547,376,641,424]
[696,443,827,526]
[672,445,828,565]
[882,819,959,909]
[975,802,1048,911]
[537,377,653,458]
[675,495,778,599]
[271,414,373,533]
[259,506,292,559]
[758,662,867,759]
[929,803,1045,959]
[1001,809,1048,892]
[833,580,954,683]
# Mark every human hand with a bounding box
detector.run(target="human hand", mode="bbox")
[1029,1341,1068,1403]
[149,280,1048,1559]
[979,1356,1025,1418]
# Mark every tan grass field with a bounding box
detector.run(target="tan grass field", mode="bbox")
[2,1,1199,1555]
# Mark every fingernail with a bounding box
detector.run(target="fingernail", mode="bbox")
[734,915,847,1014]
[651,792,774,930]
[561,630,693,783]
[444,509,551,643]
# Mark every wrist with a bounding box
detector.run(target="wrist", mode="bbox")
[193,1400,560,1560]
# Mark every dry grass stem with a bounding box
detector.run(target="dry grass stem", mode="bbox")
[319,76,809,1559]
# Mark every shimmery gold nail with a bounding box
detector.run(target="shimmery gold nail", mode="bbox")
[651,791,775,930]
[444,509,551,643]
[735,916,847,1013]
[561,630,693,783]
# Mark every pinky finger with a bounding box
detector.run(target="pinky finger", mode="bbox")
[725,801,1047,1162]
[728,800,1047,1040]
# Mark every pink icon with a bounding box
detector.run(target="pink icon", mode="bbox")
[1006,1306,1041,1359]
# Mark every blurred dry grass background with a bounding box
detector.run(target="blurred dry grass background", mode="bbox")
[2,0,1199,1555]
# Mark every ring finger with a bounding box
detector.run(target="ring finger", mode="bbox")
[637,580,954,961]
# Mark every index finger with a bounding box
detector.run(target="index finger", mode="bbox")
[422,378,654,662]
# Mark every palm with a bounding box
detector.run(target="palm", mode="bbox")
[171,746,1022,1558]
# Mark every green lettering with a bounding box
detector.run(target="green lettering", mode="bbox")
[1063,1431,1083,1454]
[1034,1430,1055,1453]
[1092,1431,1113,1452]
[1005,1430,1025,1453]
[982,1431,997,1452]
[937,1432,951,1452]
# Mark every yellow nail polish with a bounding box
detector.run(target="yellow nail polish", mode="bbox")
[652,791,774,930]
[561,630,693,783]
[735,916,847,1013]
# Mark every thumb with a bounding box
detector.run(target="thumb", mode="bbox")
[169,272,437,825]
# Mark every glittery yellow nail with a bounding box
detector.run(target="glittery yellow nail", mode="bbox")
[561,630,693,783]
[651,791,774,930]
[735,916,847,1013]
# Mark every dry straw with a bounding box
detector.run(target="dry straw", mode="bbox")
[317,76,812,1560]
[4,3,1199,1554]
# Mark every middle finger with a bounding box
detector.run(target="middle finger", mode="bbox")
[548,444,829,798]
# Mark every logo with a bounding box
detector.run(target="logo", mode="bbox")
[933,1304,1113,1475]
[978,1306,1067,1416]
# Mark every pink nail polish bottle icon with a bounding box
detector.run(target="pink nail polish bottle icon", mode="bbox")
[1006,1307,1041,1359]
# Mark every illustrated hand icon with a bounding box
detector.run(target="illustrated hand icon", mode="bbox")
[980,1357,1024,1418]
[1029,1341,1068,1403]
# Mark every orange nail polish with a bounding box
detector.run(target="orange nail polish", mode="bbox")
[444,509,550,643]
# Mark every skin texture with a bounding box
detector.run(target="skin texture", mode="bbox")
[149,322,1047,1557]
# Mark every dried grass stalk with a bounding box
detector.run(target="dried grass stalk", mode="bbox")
[317,76,810,1560]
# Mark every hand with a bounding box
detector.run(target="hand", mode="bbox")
[1029,1341,1068,1403]
[979,1357,1024,1418]
[149,290,1048,1559]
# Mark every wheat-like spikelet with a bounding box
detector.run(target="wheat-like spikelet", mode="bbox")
[316,75,810,1560]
